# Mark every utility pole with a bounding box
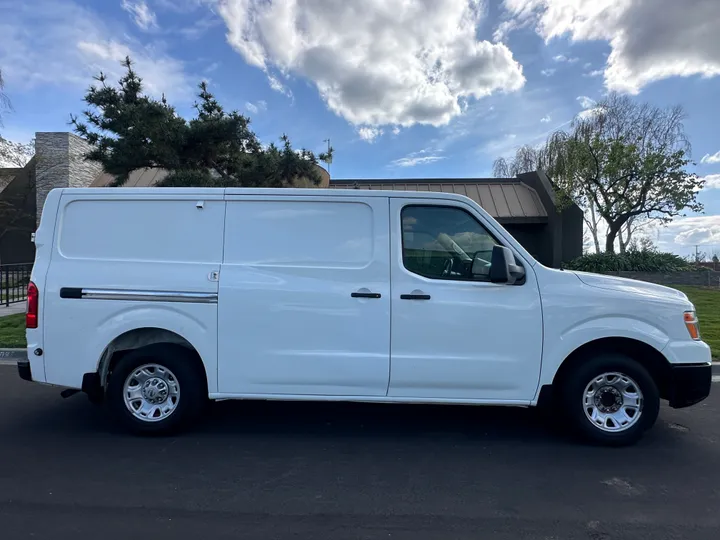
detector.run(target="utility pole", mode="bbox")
[323,138,331,176]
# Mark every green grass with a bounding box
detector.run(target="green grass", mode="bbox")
[674,286,720,360]
[0,313,26,348]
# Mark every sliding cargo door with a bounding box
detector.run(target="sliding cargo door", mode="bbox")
[217,194,391,396]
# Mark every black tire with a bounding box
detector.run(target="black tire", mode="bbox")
[106,344,207,435]
[560,354,660,446]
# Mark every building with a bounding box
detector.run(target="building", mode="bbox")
[0,132,583,267]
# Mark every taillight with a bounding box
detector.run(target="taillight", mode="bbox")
[26,281,38,329]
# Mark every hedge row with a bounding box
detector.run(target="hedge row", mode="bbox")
[563,251,695,273]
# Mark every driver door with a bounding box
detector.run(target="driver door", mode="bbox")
[387,198,543,401]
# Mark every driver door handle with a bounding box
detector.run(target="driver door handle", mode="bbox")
[351,291,382,299]
[400,293,431,300]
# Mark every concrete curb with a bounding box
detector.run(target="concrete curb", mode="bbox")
[0,349,27,363]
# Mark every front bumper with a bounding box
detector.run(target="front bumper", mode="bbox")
[17,360,32,382]
[667,363,711,408]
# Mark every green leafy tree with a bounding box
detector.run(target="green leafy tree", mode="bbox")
[493,138,603,252]
[71,57,330,188]
[493,93,704,253]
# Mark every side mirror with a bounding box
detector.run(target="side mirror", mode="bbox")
[489,245,525,284]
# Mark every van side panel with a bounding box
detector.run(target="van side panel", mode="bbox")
[42,192,224,390]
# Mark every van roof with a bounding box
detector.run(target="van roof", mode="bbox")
[59,186,477,203]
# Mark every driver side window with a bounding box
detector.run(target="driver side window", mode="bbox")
[401,205,499,281]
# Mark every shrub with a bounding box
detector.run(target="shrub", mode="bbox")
[564,250,694,273]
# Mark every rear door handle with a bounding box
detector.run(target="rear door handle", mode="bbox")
[400,293,431,300]
[351,291,382,299]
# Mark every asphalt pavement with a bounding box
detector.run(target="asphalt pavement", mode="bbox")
[1,365,719,540]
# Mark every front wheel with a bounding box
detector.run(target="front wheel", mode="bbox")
[561,354,660,446]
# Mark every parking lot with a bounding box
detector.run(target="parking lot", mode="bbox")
[1,364,719,540]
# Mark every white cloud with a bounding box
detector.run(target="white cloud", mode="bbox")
[576,95,596,109]
[392,155,446,167]
[577,107,602,120]
[540,114,551,123]
[576,95,602,120]
[357,126,384,142]
[499,0,720,93]
[244,100,266,114]
[701,174,720,189]
[267,74,292,98]
[392,126,401,135]
[392,149,445,167]
[665,216,720,246]
[540,68,555,76]
[700,151,720,164]
[553,54,578,63]
[76,40,191,100]
[121,1,158,31]
[584,69,604,78]
[213,0,525,128]
[493,19,520,42]
[0,1,192,101]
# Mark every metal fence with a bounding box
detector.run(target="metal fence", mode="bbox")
[0,263,32,306]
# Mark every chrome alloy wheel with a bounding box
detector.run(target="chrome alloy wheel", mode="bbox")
[583,372,643,432]
[123,364,180,422]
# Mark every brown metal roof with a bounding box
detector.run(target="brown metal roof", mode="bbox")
[329,179,548,222]
[91,168,170,187]
[89,170,546,223]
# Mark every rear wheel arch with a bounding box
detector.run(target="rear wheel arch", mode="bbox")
[96,328,208,394]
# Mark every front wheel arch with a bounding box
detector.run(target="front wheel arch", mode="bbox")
[550,337,671,402]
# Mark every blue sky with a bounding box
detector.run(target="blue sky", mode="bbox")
[1,0,719,256]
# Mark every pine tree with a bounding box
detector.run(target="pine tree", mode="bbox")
[71,57,328,188]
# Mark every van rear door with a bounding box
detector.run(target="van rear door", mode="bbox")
[43,190,225,390]
[218,193,391,396]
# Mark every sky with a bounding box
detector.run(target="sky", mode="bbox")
[0,0,719,257]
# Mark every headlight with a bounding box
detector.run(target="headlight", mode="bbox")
[684,311,700,340]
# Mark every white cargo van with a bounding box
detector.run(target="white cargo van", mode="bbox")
[19,187,711,444]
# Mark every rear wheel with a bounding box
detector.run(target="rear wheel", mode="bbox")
[561,354,660,446]
[106,345,206,434]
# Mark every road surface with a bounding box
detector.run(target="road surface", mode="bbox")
[1,364,719,539]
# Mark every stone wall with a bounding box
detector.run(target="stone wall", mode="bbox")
[602,271,720,287]
[68,134,103,189]
[35,133,102,224]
